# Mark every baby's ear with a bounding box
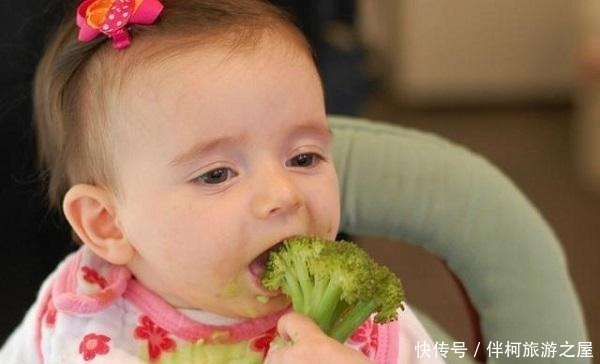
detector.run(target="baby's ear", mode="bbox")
[63,184,134,265]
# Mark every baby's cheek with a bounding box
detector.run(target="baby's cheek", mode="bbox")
[211,243,244,272]
[328,202,342,237]
[325,219,337,238]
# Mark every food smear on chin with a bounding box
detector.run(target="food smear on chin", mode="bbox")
[221,280,240,298]
[256,295,270,304]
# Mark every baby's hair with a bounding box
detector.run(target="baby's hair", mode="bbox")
[34,0,312,211]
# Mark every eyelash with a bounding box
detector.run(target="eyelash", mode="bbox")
[195,167,237,185]
[286,152,324,169]
[193,152,324,186]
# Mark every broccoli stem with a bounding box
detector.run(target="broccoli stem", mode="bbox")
[292,261,313,313]
[311,280,343,332]
[329,300,378,343]
[283,274,304,313]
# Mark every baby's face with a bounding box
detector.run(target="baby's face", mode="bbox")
[109,36,340,318]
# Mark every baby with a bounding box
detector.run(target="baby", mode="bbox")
[1,0,441,362]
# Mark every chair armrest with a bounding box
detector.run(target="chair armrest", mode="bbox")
[330,115,589,363]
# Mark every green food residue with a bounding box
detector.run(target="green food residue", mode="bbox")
[221,280,240,298]
[256,295,270,304]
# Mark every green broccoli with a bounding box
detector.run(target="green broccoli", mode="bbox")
[261,236,405,343]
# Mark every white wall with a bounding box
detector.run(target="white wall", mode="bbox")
[358,0,580,104]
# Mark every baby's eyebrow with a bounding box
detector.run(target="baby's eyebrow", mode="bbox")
[168,123,331,167]
[168,136,241,167]
[290,123,333,143]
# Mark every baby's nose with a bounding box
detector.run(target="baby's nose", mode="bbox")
[250,167,304,219]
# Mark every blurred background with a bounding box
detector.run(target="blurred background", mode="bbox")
[282,0,600,359]
[1,0,598,359]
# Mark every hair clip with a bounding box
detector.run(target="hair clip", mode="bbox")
[76,0,164,49]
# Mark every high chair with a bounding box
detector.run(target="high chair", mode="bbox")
[329,115,590,364]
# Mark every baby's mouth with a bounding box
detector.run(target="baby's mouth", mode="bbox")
[248,241,285,280]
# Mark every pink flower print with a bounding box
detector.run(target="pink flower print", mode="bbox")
[44,300,57,327]
[81,266,107,289]
[348,319,379,357]
[134,315,176,361]
[250,327,277,357]
[79,333,111,361]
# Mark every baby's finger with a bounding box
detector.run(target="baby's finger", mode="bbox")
[276,312,322,344]
[264,345,289,364]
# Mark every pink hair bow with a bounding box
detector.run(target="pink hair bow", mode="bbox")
[76,0,164,49]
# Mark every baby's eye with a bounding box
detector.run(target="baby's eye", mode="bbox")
[287,153,322,168]
[196,167,236,184]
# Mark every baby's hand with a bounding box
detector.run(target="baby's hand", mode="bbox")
[264,312,374,364]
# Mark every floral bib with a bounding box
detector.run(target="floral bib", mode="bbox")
[35,248,398,363]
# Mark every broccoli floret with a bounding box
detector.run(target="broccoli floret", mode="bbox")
[261,236,405,343]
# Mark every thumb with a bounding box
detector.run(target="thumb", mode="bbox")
[276,312,323,344]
